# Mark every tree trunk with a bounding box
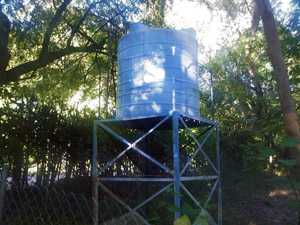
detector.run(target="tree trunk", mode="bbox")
[254,0,300,166]
[0,8,11,72]
[22,152,29,187]
[12,147,23,185]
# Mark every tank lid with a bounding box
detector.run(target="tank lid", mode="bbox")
[126,23,196,38]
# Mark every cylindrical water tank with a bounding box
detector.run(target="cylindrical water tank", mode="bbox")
[116,23,200,119]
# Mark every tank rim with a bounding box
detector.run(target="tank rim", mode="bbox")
[119,27,197,43]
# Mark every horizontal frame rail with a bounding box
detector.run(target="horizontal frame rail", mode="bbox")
[98,176,218,182]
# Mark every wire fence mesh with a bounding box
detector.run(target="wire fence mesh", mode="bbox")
[2,183,92,225]
[0,174,141,225]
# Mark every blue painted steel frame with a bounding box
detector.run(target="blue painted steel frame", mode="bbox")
[92,111,222,225]
[172,112,181,219]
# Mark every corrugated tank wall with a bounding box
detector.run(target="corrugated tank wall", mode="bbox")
[116,23,200,119]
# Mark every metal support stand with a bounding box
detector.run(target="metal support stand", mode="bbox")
[172,112,181,220]
[92,112,222,225]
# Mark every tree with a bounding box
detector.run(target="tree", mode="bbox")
[253,0,300,166]
[0,0,141,85]
[0,4,10,72]
[144,0,167,26]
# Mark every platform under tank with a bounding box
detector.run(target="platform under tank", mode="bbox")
[116,23,200,119]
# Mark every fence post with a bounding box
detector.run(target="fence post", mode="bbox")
[0,167,7,224]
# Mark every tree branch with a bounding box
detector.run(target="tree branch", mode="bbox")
[66,3,94,46]
[0,43,105,85]
[0,8,11,72]
[40,0,72,58]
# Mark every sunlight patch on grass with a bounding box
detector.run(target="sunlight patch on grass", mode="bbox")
[268,189,291,197]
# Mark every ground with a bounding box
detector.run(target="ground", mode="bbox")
[223,169,299,225]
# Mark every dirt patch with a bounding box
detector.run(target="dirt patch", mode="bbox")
[223,172,299,225]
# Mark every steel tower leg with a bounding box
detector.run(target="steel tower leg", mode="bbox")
[216,125,222,225]
[172,111,181,220]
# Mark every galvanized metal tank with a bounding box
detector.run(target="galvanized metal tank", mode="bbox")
[116,23,200,119]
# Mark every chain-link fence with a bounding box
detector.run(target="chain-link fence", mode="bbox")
[2,183,92,225]
[0,171,141,225]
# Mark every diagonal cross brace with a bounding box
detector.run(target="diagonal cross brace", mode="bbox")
[205,179,219,208]
[179,117,218,175]
[99,182,173,225]
[97,115,172,175]
[180,182,218,225]
[98,182,151,225]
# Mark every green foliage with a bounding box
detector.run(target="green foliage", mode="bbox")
[173,209,209,225]
[193,210,209,225]
[280,137,300,148]
[288,200,300,210]
[278,159,297,168]
[204,21,300,172]
[174,215,191,225]
[0,90,95,183]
